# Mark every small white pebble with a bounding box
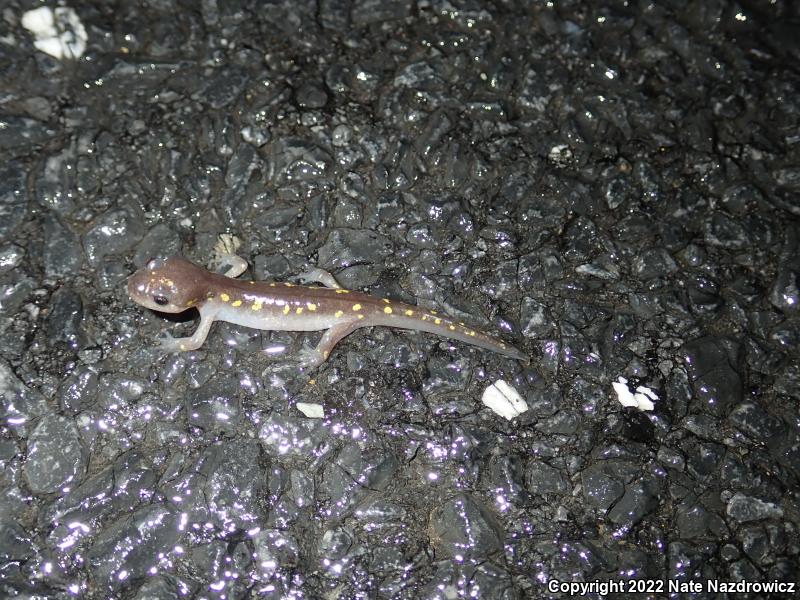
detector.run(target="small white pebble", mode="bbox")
[612,377,657,411]
[482,380,528,421]
[635,385,659,402]
[296,402,324,419]
[548,144,572,167]
[21,6,87,60]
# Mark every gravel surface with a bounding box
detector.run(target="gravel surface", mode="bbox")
[1,1,799,598]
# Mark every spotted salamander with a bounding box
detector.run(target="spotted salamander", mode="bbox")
[127,255,527,367]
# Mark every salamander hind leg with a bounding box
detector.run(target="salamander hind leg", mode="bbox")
[294,267,343,289]
[295,320,361,368]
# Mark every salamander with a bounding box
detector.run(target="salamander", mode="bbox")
[126,255,527,367]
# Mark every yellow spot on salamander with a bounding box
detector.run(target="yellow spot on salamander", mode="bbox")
[180,343,186,351]
[499,342,506,348]
[269,282,276,287]
[307,302,317,311]
[430,309,438,315]
[335,289,349,294]
[449,325,456,330]
[283,282,294,287]
[434,318,442,325]
[382,298,390,304]
[468,331,476,337]
[232,299,242,307]
[405,309,414,316]
[384,306,393,314]
[357,314,364,319]
[296,307,304,315]
[334,310,344,318]
[283,305,290,315]
[352,303,362,311]
[323,350,329,359]
[421,314,428,321]
[252,302,262,311]
[220,293,230,302]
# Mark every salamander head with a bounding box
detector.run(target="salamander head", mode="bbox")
[127,256,208,313]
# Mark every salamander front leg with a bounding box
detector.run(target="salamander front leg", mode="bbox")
[213,255,248,278]
[212,234,248,277]
[158,307,217,353]
[296,320,361,367]
[294,267,343,289]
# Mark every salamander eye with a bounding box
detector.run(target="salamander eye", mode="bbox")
[153,295,169,306]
